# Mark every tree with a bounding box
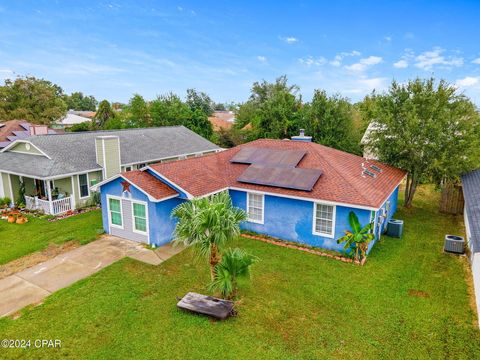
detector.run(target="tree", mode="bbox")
[299,90,359,153]
[150,93,191,127]
[236,76,302,139]
[336,211,374,263]
[208,248,258,299]
[184,109,214,140]
[94,100,115,128]
[368,78,480,208]
[0,76,67,125]
[172,191,247,281]
[64,92,97,111]
[186,88,214,116]
[125,94,150,127]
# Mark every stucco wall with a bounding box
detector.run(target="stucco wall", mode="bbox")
[229,189,372,253]
[100,176,184,246]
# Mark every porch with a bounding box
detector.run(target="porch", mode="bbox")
[12,175,76,215]
[24,195,73,215]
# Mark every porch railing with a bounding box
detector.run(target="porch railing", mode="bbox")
[24,195,73,215]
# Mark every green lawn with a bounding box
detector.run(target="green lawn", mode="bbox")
[0,210,103,265]
[0,188,479,359]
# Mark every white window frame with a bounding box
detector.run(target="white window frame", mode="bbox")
[107,195,123,230]
[246,192,264,224]
[131,200,149,235]
[312,202,336,238]
[78,173,90,199]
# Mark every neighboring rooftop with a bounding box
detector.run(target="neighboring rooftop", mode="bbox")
[56,112,92,127]
[0,120,58,149]
[462,169,480,253]
[147,139,406,209]
[208,111,235,131]
[0,126,220,178]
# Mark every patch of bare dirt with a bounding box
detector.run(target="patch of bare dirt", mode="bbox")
[0,241,80,280]
[408,289,430,298]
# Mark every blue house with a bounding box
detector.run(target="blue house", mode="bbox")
[94,135,406,254]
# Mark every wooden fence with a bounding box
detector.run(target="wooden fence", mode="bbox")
[439,184,464,215]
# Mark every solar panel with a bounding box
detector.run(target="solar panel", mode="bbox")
[230,147,307,167]
[237,164,322,191]
[370,165,382,172]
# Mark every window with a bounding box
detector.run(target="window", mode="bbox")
[109,198,122,227]
[132,202,147,233]
[137,163,146,169]
[247,193,264,223]
[125,166,132,172]
[313,203,335,237]
[79,174,89,198]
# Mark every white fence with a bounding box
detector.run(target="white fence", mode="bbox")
[24,195,73,215]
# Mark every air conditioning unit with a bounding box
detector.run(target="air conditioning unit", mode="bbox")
[444,235,465,254]
[387,219,404,238]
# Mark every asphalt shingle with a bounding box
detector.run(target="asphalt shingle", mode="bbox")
[0,126,219,178]
[462,169,480,253]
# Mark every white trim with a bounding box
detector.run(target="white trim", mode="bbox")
[0,168,103,181]
[70,176,77,209]
[131,200,149,240]
[0,140,52,159]
[8,173,13,201]
[78,172,90,199]
[146,167,194,199]
[0,172,4,198]
[312,202,336,238]
[107,195,124,230]
[246,192,264,224]
[102,138,107,179]
[196,187,229,199]
[230,187,378,211]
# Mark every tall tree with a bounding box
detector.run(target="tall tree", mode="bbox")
[186,88,214,116]
[94,100,115,128]
[300,90,359,153]
[150,93,191,127]
[236,75,302,139]
[125,94,150,127]
[64,92,97,111]
[0,76,67,125]
[368,78,480,208]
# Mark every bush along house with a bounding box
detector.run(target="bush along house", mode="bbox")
[94,131,406,254]
[0,126,220,215]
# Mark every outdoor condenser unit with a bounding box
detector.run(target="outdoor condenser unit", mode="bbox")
[444,235,465,254]
[386,219,404,238]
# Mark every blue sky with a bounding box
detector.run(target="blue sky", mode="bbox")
[1,0,480,104]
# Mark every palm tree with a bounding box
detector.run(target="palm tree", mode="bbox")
[172,191,247,280]
[208,248,258,299]
[336,211,375,262]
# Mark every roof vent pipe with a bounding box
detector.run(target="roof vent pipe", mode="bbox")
[291,129,312,142]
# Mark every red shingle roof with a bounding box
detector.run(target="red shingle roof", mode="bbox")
[122,170,178,201]
[149,139,406,209]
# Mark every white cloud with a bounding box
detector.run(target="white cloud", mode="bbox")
[298,56,327,67]
[328,51,360,67]
[414,47,463,70]
[345,56,383,72]
[177,6,183,11]
[393,59,408,69]
[0,68,13,74]
[456,76,480,87]
[472,58,480,64]
[257,55,267,62]
[384,36,392,42]
[280,36,298,44]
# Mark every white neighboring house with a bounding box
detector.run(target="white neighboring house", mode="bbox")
[55,111,92,129]
[361,121,387,160]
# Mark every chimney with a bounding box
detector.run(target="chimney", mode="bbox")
[95,136,121,179]
[291,129,312,142]
[29,125,49,136]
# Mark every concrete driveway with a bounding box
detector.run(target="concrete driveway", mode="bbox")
[0,236,184,317]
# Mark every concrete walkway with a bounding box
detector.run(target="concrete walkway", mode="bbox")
[0,236,184,317]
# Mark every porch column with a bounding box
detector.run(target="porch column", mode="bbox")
[46,180,54,215]
[70,176,77,210]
